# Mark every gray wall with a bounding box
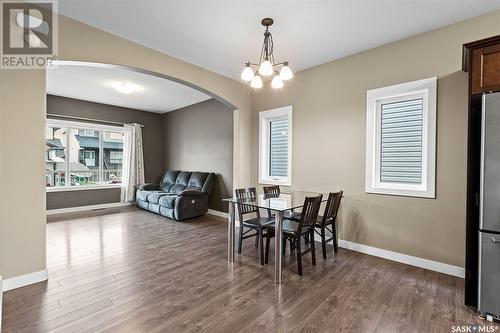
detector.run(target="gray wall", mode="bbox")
[251,11,500,267]
[46,95,164,210]
[162,99,233,212]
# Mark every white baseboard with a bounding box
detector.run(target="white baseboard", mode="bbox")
[46,202,132,215]
[207,209,228,218]
[2,269,48,292]
[206,209,242,226]
[338,239,465,278]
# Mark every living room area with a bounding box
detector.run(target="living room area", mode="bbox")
[2,1,500,332]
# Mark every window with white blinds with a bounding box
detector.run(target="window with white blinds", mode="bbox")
[380,98,423,184]
[366,77,437,198]
[259,106,292,186]
[269,119,289,177]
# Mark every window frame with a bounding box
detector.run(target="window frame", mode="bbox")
[365,77,437,198]
[259,106,293,186]
[46,119,125,192]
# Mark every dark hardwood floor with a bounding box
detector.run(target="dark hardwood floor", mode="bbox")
[2,207,484,332]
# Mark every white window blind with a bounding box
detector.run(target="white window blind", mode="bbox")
[380,98,423,184]
[269,119,289,177]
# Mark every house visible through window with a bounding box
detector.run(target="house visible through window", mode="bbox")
[259,106,292,186]
[46,119,125,189]
[365,77,436,198]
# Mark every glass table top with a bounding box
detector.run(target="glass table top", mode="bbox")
[222,191,327,212]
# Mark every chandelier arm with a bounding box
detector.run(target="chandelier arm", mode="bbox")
[259,37,265,64]
[269,33,274,64]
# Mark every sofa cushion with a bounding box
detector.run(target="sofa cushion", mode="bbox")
[159,182,174,193]
[159,195,176,208]
[148,191,169,204]
[187,172,208,190]
[136,190,151,202]
[159,170,180,193]
[162,170,180,184]
[137,199,149,210]
[176,171,192,185]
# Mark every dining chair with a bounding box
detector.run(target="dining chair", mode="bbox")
[262,185,301,221]
[314,191,343,259]
[265,195,323,275]
[235,187,274,265]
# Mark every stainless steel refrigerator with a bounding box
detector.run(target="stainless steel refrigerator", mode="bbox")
[479,92,500,321]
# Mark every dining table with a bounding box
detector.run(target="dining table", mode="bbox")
[223,191,327,283]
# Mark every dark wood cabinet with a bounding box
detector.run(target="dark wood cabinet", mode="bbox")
[464,35,500,95]
[463,35,500,308]
[471,45,500,94]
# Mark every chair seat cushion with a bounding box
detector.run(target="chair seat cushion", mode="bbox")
[148,191,170,204]
[269,219,311,235]
[314,215,334,227]
[158,195,176,208]
[242,216,274,227]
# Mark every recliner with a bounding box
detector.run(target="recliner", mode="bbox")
[136,170,215,221]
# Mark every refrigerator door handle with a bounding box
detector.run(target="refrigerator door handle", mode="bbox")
[490,237,500,244]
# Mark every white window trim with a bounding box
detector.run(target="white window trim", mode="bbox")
[259,106,293,186]
[46,119,124,192]
[365,77,437,198]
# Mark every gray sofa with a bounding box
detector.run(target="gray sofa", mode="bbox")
[136,170,215,221]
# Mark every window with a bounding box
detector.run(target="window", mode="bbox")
[259,106,292,186]
[81,129,96,137]
[110,151,123,164]
[46,119,125,190]
[365,77,437,198]
[84,150,96,167]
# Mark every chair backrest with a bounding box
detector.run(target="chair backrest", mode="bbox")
[263,185,280,196]
[298,195,323,233]
[263,185,280,217]
[321,191,343,226]
[235,187,260,219]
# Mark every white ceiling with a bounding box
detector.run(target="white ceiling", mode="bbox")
[46,64,211,113]
[57,0,500,79]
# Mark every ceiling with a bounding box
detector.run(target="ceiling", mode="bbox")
[57,1,500,79]
[46,64,211,113]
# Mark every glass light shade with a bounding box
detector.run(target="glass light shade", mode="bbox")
[250,75,263,88]
[240,66,254,81]
[279,65,293,80]
[271,75,284,89]
[258,60,274,76]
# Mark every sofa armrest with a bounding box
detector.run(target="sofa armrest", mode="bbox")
[138,183,160,191]
[177,189,206,197]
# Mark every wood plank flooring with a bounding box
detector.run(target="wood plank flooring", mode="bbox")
[2,206,485,332]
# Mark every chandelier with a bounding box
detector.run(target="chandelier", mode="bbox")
[241,18,293,89]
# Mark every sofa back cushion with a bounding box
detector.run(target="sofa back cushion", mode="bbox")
[185,172,208,191]
[160,170,180,192]
[170,171,192,193]
[156,170,215,195]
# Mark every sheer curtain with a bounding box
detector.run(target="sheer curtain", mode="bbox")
[121,123,145,203]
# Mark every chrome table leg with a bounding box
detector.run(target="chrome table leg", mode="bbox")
[275,211,283,283]
[228,202,235,262]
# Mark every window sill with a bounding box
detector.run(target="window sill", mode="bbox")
[259,179,292,187]
[46,184,122,193]
[365,186,435,199]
